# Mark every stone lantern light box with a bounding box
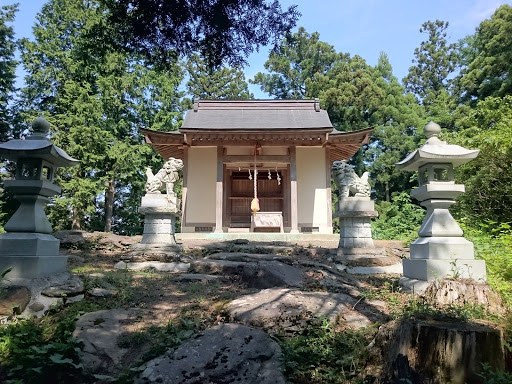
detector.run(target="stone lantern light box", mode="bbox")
[396,121,486,292]
[0,117,78,279]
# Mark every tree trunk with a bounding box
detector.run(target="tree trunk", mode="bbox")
[104,176,115,233]
[385,181,390,202]
[72,206,81,230]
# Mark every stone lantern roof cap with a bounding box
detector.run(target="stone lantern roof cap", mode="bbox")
[396,121,479,171]
[0,117,79,167]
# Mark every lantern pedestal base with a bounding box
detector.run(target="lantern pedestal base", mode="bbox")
[401,258,487,294]
[410,236,475,260]
[0,233,67,279]
[401,236,486,293]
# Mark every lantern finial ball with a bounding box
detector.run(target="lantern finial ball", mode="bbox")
[424,121,441,139]
[32,116,50,135]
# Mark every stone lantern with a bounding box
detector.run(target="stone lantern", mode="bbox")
[396,121,486,292]
[0,117,79,279]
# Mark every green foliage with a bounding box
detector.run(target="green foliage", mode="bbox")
[451,96,512,225]
[186,53,253,100]
[0,3,18,142]
[279,317,374,384]
[403,20,458,130]
[458,5,512,101]
[365,53,425,202]
[399,296,500,323]
[251,27,338,99]
[372,192,424,242]
[0,317,85,383]
[461,221,512,307]
[403,20,457,102]
[19,0,185,233]
[477,363,512,384]
[102,0,300,68]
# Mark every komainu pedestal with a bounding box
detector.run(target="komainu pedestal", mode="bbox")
[334,197,385,262]
[139,194,179,244]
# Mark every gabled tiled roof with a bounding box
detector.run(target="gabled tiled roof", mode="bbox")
[140,99,373,162]
[181,99,333,131]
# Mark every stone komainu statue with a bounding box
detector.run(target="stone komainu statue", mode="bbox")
[145,157,184,195]
[332,160,371,197]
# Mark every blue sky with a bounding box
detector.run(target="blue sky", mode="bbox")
[5,0,512,98]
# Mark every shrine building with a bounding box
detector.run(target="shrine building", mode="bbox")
[141,99,372,235]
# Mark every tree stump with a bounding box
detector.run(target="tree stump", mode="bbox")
[423,279,505,315]
[367,318,506,384]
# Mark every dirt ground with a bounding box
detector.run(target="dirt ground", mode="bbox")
[64,233,408,325]
[59,232,410,378]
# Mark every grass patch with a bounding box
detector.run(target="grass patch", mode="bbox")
[278,317,376,384]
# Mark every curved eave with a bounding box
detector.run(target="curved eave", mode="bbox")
[326,127,373,162]
[0,140,79,167]
[140,126,373,162]
[140,128,186,160]
[396,145,480,171]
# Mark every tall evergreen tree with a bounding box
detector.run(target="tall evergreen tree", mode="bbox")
[365,53,425,201]
[252,28,383,131]
[403,20,458,128]
[251,27,338,99]
[0,3,18,142]
[458,5,512,102]
[0,3,19,229]
[19,0,185,232]
[186,53,253,100]
[403,20,458,101]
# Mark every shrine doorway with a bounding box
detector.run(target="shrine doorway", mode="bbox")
[225,169,289,231]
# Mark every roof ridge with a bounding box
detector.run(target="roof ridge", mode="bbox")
[193,98,321,111]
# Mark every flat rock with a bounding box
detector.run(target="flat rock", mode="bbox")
[41,275,84,297]
[172,274,222,282]
[125,243,184,262]
[114,261,190,272]
[0,286,31,315]
[205,252,293,264]
[242,261,305,289]
[88,288,116,297]
[228,288,372,330]
[190,259,248,275]
[53,230,86,246]
[135,323,285,384]
[192,259,305,289]
[28,301,45,312]
[73,308,143,374]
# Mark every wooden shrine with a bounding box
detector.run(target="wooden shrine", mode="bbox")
[141,99,372,234]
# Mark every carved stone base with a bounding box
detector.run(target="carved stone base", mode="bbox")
[139,194,180,245]
[402,258,487,282]
[335,198,378,249]
[409,236,475,260]
[0,233,67,279]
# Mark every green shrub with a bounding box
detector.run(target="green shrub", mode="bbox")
[0,317,85,383]
[460,221,512,307]
[279,318,375,384]
[372,192,424,242]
